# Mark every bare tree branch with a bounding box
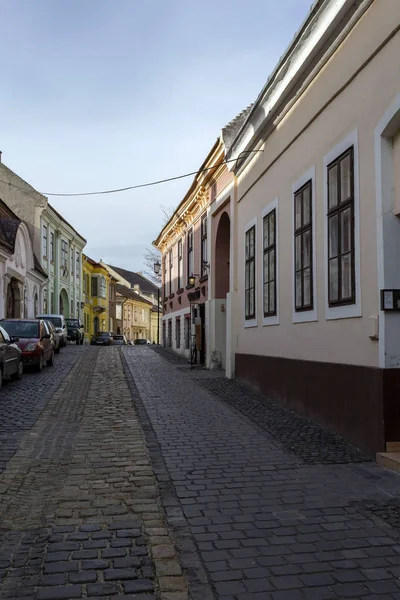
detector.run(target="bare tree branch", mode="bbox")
[142,247,162,285]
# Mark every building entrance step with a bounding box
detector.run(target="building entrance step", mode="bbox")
[377,451,400,473]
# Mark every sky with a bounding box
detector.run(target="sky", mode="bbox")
[0,0,312,273]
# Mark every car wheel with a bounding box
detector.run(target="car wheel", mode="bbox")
[11,360,23,381]
[47,351,55,367]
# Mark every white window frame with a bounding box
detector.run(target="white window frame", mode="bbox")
[262,198,279,326]
[244,217,257,328]
[324,129,361,320]
[292,166,317,323]
[42,222,48,258]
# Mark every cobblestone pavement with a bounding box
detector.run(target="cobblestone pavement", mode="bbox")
[0,346,186,600]
[0,345,87,475]
[123,346,400,600]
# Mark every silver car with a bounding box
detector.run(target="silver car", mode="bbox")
[112,334,127,346]
[36,314,67,348]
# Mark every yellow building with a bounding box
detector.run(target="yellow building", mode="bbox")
[82,255,112,341]
[116,284,152,341]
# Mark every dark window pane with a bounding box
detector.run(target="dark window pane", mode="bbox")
[295,272,302,308]
[341,207,352,253]
[303,186,311,225]
[269,283,275,313]
[264,283,269,314]
[263,218,269,249]
[269,212,275,245]
[249,260,255,288]
[295,194,302,229]
[263,252,268,283]
[329,258,339,302]
[340,153,352,202]
[295,235,301,271]
[303,229,311,268]
[303,268,311,306]
[341,253,352,299]
[269,249,275,282]
[329,214,339,258]
[328,164,338,209]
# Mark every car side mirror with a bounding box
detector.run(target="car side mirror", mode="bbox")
[10,336,19,343]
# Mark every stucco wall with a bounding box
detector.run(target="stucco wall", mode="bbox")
[235,0,400,368]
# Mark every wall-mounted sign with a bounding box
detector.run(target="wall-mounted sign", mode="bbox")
[381,289,400,311]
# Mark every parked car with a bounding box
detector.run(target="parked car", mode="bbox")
[133,338,148,345]
[66,319,85,345]
[0,325,23,386]
[90,331,112,346]
[36,314,67,348]
[112,334,127,346]
[42,320,61,354]
[0,319,55,372]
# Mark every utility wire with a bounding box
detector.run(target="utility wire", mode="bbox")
[0,151,262,198]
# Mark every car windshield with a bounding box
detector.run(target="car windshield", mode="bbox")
[45,317,62,328]
[113,335,123,340]
[1,321,39,338]
[67,319,79,327]
[96,332,110,337]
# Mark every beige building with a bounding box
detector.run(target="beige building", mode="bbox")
[220,0,400,453]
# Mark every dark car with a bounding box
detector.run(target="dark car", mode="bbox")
[133,338,148,345]
[90,331,112,346]
[0,325,23,386]
[112,334,127,346]
[0,319,55,372]
[66,319,85,345]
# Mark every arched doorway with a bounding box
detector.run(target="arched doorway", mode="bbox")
[59,288,69,317]
[215,212,230,298]
[6,278,21,318]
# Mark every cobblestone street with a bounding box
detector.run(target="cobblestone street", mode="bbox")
[2,345,400,599]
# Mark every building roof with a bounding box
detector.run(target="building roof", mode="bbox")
[116,283,153,306]
[109,265,159,295]
[221,104,254,152]
[48,203,86,244]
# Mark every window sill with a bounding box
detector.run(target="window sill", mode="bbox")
[169,293,175,299]
[199,275,208,283]
[244,317,257,329]
[43,255,48,260]
[177,288,184,295]
[186,283,194,290]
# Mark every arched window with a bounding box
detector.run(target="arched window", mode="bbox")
[43,288,48,313]
[23,288,28,317]
[34,292,38,317]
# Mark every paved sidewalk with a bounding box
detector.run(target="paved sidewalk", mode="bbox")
[0,347,186,600]
[124,347,400,600]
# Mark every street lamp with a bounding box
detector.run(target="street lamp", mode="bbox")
[154,260,161,345]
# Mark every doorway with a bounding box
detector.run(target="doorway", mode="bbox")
[6,279,21,318]
[213,211,231,368]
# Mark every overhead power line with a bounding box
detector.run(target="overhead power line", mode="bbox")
[0,151,262,198]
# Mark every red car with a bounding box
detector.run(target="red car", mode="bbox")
[0,319,55,372]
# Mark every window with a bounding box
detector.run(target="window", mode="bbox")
[51,292,54,313]
[327,147,355,305]
[187,229,194,282]
[168,319,172,347]
[43,225,48,257]
[70,249,74,274]
[76,301,79,316]
[61,240,68,269]
[50,232,54,262]
[99,277,106,299]
[91,276,98,297]
[76,252,80,278]
[294,182,313,311]
[201,215,207,276]
[71,299,74,316]
[263,212,276,316]
[163,256,167,298]
[169,249,173,295]
[176,317,181,349]
[34,293,38,317]
[178,239,183,290]
[43,289,48,313]
[245,226,256,319]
